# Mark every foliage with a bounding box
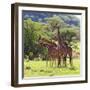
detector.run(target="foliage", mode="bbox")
[60,27,78,44]
[45,16,66,31]
[24,19,48,59]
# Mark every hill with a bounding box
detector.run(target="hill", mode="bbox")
[23,11,80,27]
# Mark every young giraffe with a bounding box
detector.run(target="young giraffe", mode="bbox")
[57,26,73,67]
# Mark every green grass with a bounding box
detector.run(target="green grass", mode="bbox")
[24,58,80,77]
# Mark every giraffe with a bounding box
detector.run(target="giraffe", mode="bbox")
[56,26,73,67]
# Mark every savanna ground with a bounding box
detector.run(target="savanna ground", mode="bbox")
[24,42,80,78]
[24,58,80,77]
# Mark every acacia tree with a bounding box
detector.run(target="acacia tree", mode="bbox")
[60,28,77,44]
[45,16,66,45]
[45,16,78,45]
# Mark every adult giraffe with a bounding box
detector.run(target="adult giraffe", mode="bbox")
[38,37,59,67]
[56,26,73,67]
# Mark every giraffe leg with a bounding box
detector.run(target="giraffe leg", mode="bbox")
[50,59,52,67]
[69,50,73,67]
[46,59,48,67]
[55,59,57,67]
[58,56,61,67]
[50,59,53,67]
[70,56,73,67]
[63,56,67,67]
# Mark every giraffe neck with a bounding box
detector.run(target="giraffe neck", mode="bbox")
[57,28,62,45]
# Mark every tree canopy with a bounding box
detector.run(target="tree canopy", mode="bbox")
[24,16,80,59]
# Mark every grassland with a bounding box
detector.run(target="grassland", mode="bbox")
[24,58,80,77]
